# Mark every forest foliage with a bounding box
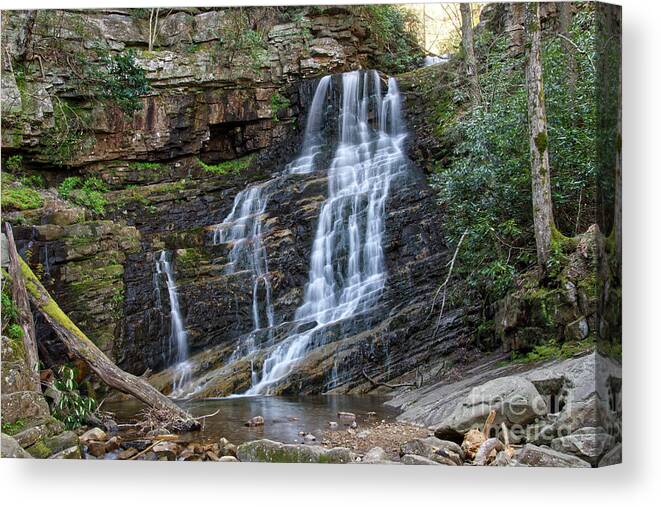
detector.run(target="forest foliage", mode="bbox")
[432,7,598,308]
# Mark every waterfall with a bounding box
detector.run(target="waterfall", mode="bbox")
[211,76,333,385]
[247,70,408,395]
[155,250,190,394]
[287,75,332,175]
[212,183,274,387]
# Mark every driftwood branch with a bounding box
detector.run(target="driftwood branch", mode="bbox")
[17,255,200,432]
[430,229,468,338]
[475,437,504,466]
[362,368,418,389]
[4,224,41,391]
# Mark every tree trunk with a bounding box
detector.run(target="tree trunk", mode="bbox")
[525,2,556,267]
[17,256,200,431]
[558,2,577,98]
[460,3,481,105]
[4,223,41,392]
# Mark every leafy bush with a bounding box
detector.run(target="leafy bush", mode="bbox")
[58,176,108,214]
[270,92,290,122]
[1,419,25,436]
[352,5,423,73]
[431,8,598,307]
[51,365,97,430]
[93,50,150,114]
[5,155,23,172]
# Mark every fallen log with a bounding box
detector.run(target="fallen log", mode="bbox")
[18,256,200,432]
[4,224,40,391]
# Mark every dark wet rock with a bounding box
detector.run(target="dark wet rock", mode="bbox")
[515,444,591,468]
[237,439,355,464]
[86,441,108,458]
[1,433,32,458]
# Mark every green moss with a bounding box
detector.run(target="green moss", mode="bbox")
[27,439,52,459]
[534,131,548,154]
[128,161,165,171]
[1,182,44,211]
[197,156,253,176]
[270,92,290,122]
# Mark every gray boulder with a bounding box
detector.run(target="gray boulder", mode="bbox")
[400,454,442,465]
[1,433,32,458]
[237,439,355,464]
[434,376,547,440]
[515,444,591,468]
[551,427,614,466]
[362,447,392,464]
[598,443,622,467]
[400,436,463,465]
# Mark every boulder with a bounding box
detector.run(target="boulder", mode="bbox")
[400,436,464,465]
[50,446,83,459]
[362,447,391,464]
[80,427,108,444]
[26,431,80,459]
[236,439,355,464]
[434,376,547,440]
[1,433,32,458]
[515,444,591,468]
[153,441,179,461]
[12,416,65,448]
[86,440,108,458]
[598,443,622,467]
[400,454,441,465]
[551,427,614,466]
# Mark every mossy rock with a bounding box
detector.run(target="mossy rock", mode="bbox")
[236,439,355,464]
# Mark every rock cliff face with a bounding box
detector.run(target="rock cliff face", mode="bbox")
[3,7,457,396]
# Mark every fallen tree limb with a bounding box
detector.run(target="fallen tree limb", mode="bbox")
[475,437,504,466]
[18,256,200,432]
[4,224,41,392]
[362,368,417,389]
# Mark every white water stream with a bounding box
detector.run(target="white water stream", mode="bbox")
[247,71,407,394]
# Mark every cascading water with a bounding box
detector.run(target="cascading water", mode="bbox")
[155,250,190,395]
[209,76,333,386]
[247,70,408,395]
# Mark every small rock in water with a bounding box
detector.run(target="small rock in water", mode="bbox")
[328,421,339,429]
[153,441,179,461]
[219,437,229,447]
[246,415,265,427]
[86,440,107,458]
[298,431,306,436]
[118,447,138,460]
[338,411,356,423]
[350,421,357,429]
[104,436,121,453]
[304,433,317,443]
[80,427,107,444]
[219,455,239,462]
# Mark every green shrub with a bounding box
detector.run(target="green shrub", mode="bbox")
[198,155,253,175]
[58,176,108,214]
[94,50,150,114]
[271,92,290,122]
[431,8,598,307]
[5,155,23,172]
[7,323,24,341]
[51,365,97,430]
[1,419,25,436]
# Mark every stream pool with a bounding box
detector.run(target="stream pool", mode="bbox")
[105,395,399,445]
